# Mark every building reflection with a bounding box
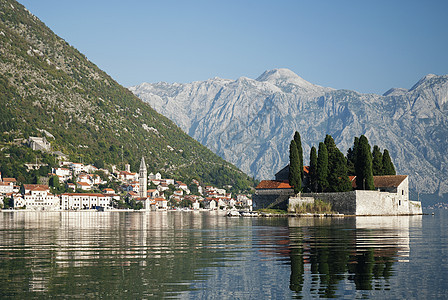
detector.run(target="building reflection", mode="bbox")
[288,215,422,297]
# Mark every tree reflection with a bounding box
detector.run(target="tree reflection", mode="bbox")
[288,217,411,297]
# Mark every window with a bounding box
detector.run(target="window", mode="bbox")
[402,190,404,195]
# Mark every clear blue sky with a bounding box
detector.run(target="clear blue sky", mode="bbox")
[17,0,448,94]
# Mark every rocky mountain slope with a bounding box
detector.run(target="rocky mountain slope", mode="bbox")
[0,0,254,191]
[130,69,448,197]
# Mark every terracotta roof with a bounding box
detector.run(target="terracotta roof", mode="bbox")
[256,180,292,189]
[303,166,310,174]
[373,175,407,188]
[349,176,357,188]
[3,178,16,183]
[77,182,91,186]
[351,175,407,189]
[62,193,107,197]
[24,184,49,191]
[120,171,136,176]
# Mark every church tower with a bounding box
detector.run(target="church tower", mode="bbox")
[139,157,147,199]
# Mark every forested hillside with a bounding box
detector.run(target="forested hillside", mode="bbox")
[0,0,254,192]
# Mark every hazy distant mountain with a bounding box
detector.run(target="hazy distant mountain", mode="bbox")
[0,0,254,191]
[130,69,448,197]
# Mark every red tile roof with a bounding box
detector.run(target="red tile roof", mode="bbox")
[373,175,407,188]
[256,180,292,189]
[351,175,407,189]
[62,193,108,197]
[24,184,49,191]
[32,187,48,192]
[3,178,17,183]
[303,166,310,175]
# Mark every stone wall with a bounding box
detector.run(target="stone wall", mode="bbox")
[299,190,422,215]
[253,189,294,209]
[302,191,357,215]
[288,196,314,212]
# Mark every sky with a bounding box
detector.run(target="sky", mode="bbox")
[17,0,448,94]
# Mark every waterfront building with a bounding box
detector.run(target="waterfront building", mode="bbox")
[15,184,60,210]
[61,193,116,210]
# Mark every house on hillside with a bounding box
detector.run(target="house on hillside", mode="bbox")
[147,189,160,198]
[76,181,91,191]
[118,171,138,183]
[27,136,51,152]
[0,173,14,195]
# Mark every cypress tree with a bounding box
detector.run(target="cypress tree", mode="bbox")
[309,146,318,192]
[355,135,375,190]
[294,131,304,180]
[372,145,383,175]
[346,137,359,175]
[289,140,301,194]
[382,149,396,175]
[328,148,352,192]
[317,142,328,192]
[323,135,350,191]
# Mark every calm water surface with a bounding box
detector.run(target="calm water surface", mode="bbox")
[0,210,447,299]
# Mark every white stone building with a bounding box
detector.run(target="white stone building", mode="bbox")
[16,184,60,210]
[0,181,14,194]
[61,193,115,210]
[53,167,72,182]
[28,136,51,152]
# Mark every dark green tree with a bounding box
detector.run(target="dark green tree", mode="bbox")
[309,146,318,192]
[382,149,396,175]
[49,175,60,189]
[346,137,359,175]
[322,135,351,192]
[289,140,301,193]
[355,135,374,190]
[372,145,383,175]
[317,142,329,192]
[294,131,304,180]
[328,148,353,192]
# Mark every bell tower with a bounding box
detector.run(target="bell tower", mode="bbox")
[139,157,147,199]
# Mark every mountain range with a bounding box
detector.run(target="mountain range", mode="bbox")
[0,0,254,192]
[130,68,448,198]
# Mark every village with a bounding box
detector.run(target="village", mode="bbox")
[0,138,253,211]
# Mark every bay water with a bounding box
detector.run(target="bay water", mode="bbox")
[0,210,447,299]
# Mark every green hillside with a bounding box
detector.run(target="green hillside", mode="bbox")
[0,0,255,192]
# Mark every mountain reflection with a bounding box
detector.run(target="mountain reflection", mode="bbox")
[288,216,421,298]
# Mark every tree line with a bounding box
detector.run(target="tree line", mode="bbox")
[289,132,396,193]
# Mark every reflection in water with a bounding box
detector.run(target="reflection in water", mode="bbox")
[0,211,236,298]
[288,216,422,298]
[0,211,425,298]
